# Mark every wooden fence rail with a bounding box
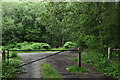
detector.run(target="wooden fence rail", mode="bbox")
[108,48,120,60]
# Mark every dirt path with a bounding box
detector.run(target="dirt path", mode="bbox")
[16,51,117,80]
[46,51,115,80]
[16,52,56,78]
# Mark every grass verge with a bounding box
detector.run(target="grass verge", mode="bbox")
[67,65,89,73]
[71,49,119,79]
[41,63,63,80]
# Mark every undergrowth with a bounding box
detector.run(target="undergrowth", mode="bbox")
[72,49,119,79]
[2,53,23,78]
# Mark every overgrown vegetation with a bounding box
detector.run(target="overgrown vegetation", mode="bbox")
[2,2,120,49]
[67,66,89,73]
[2,52,23,78]
[41,63,63,79]
[63,41,76,49]
[72,49,119,79]
[9,52,18,58]
[3,42,51,50]
[1,1,120,79]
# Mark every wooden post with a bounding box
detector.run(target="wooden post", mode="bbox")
[7,50,9,65]
[78,48,81,67]
[2,49,6,63]
[108,48,110,59]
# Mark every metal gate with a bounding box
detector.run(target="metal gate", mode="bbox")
[2,49,81,68]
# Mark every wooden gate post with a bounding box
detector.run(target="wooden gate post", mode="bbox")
[2,49,5,63]
[108,48,110,59]
[7,50,9,65]
[78,48,81,67]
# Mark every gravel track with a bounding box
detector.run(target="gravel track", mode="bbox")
[16,52,56,78]
[16,51,117,80]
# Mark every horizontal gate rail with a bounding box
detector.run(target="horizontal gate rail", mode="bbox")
[108,48,120,60]
[8,50,78,51]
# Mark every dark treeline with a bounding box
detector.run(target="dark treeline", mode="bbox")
[2,2,120,49]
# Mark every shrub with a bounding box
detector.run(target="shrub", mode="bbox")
[20,41,29,46]
[6,44,16,49]
[20,45,32,50]
[8,58,23,67]
[14,41,31,49]
[31,43,51,50]
[31,43,41,50]
[40,43,51,49]
[5,42,51,50]
[15,43,21,49]
[9,52,18,58]
[63,41,76,49]
[0,46,5,50]
[81,49,119,79]
[29,42,35,45]
[2,59,23,78]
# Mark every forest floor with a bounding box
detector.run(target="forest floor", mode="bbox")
[16,51,114,80]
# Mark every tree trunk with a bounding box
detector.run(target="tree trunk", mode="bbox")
[95,2,104,46]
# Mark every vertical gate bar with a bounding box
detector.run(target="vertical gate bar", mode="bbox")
[78,48,81,67]
[2,49,5,63]
[108,48,110,59]
[7,50,9,65]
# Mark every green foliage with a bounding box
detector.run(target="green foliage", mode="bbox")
[4,42,51,50]
[71,57,78,62]
[41,63,63,79]
[31,43,42,50]
[2,2,120,49]
[9,52,18,58]
[63,41,76,49]
[21,45,32,50]
[81,49,119,79]
[2,2,119,79]
[2,58,23,78]
[83,35,100,48]
[8,58,23,68]
[40,43,51,49]
[67,66,88,73]
[31,43,51,50]
[5,43,16,49]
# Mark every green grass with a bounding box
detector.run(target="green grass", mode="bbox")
[74,49,119,79]
[41,63,63,80]
[67,65,89,73]
[71,57,78,62]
